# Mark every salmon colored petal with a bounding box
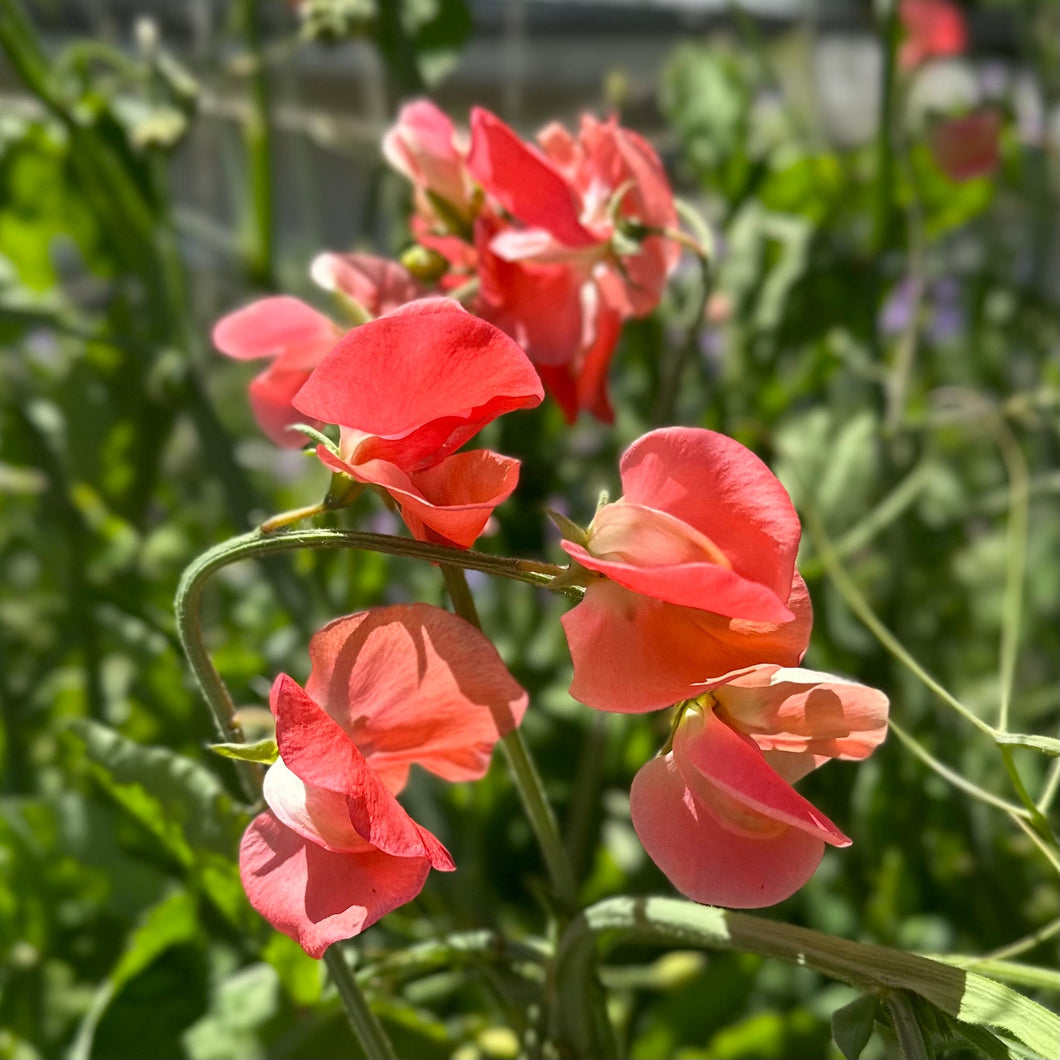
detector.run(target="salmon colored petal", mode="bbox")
[270,675,454,869]
[468,107,596,249]
[212,296,338,368]
[263,759,374,854]
[382,100,470,215]
[712,665,890,761]
[673,708,849,846]
[293,299,542,471]
[310,252,425,316]
[618,428,802,603]
[305,603,527,784]
[239,812,431,959]
[338,450,521,549]
[248,365,326,448]
[928,110,1002,184]
[630,754,828,908]
[475,215,587,367]
[563,574,812,713]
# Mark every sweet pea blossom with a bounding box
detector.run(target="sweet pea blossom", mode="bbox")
[240,604,528,957]
[560,428,812,713]
[212,254,424,446]
[381,101,681,422]
[631,665,889,907]
[928,108,1002,183]
[898,0,967,71]
[292,298,543,548]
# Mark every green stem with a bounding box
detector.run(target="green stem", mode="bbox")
[323,947,398,1060]
[553,896,1060,1060]
[439,566,580,913]
[872,1,900,254]
[883,990,930,1060]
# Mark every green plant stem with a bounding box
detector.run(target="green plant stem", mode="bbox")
[983,917,1060,963]
[872,1,899,254]
[439,566,580,914]
[553,896,1060,1060]
[323,947,397,1060]
[803,502,996,738]
[883,990,930,1060]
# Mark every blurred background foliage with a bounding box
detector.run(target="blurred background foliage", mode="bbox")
[1,1,1057,1058]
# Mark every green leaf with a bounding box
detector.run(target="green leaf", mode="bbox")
[832,993,879,1059]
[994,733,1060,756]
[206,738,278,765]
[69,719,254,930]
[68,888,201,1060]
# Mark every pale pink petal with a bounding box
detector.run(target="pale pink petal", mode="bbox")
[212,296,338,368]
[630,754,827,908]
[293,299,543,471]
[562,503,794,624]
[382,100,470,213]
[310,252,425,316]
[263,759,374,854]
[240,812,431,958]
[712,665,890,761]
[270,675,454,869]
[618,428,802,604]
[304,603,527,784]
[563,574,812,713]
[673,708,849,846]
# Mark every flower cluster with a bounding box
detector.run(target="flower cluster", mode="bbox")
[240,605,527,957]
[557,428,888,907]
[213,103,888,955]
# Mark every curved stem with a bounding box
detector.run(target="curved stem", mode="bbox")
[440,566,579,914]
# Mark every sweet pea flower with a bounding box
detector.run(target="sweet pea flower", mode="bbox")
[212,254,424,446]
[928,108,1002,183]
[560,428,812,713]
[240,604,528,957]
[899,0,967,71]
[631,665,889,907]
[292,298,544,548]
[467,108,680,421]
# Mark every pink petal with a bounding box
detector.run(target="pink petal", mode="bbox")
[240,811,431,958]
[563,503,794,624]
[293,299,543,471]
[382,100,470,214]
[563,573,812,713]
[630,754,828,908]
[270,675,454,869]
[310,252,425,317]
[928,110,1002,183]
[304,603,528,785]
[263,759,375,854]
[712,665,890,761]
[321,448,522,550]
[468,107,597,249]
[248,364,326,448]
[212,296,338,368]
[673,708,849,846]
[618,429,802,605]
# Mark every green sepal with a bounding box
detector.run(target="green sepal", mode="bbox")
[324,470,364,510]
[206,737,278,765]
[547,509,590,547]
[832,992,879,1059]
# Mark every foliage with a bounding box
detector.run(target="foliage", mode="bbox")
[1,1,1057,1058]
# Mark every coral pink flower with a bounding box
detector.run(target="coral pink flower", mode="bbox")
[292,299,543,548]
[928,108,1002,182]
[560,428,811,712]
[899,0,967,70]
[212,255,424,447]
[630,665,888,907]
[240,604,528,957]
[467,108,680,421]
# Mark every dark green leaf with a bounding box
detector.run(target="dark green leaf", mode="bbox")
[832,993,879,1059]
